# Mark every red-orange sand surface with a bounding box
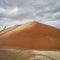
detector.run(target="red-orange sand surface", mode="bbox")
[0,21,60,50]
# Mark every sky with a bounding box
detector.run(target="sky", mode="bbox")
[0,0,60,30]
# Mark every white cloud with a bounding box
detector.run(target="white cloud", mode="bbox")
[0,8,18,16]
[42,20,60,28]
[0,0,60,29]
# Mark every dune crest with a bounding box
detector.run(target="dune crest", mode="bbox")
[0,21,60,50]
[0,25,21,35]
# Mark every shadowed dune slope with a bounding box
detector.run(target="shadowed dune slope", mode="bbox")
[0,21,60,50]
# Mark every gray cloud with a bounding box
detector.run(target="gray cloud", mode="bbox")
[0,0,60,29]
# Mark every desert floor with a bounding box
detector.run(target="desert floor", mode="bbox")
[0,46,60,60]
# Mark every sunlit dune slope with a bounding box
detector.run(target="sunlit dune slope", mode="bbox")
[0,24,22,36]
[0,21,60,50]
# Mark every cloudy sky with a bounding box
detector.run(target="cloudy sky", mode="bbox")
[0,0,60,30]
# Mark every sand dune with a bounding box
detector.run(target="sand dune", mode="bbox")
[0,24,22,36]
[0,21,60,50]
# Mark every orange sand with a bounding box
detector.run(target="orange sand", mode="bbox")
[0,21,60,50]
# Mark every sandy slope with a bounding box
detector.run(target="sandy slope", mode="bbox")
[0,24,22,35]
[0,21,60,50]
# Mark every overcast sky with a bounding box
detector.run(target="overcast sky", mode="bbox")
[0,0,60,30]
